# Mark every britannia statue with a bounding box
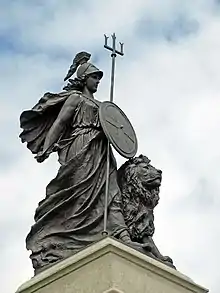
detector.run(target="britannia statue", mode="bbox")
[20,35,174,274]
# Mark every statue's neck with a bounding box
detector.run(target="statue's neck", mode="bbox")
[82,87,94,99]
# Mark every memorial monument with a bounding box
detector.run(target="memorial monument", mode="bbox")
[17,34,208,293]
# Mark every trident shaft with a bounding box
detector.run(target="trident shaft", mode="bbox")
[102,33,124,236]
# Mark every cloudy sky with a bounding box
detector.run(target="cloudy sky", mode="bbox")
[1,0,220,292]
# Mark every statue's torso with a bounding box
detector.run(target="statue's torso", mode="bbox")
[71,94,102,130]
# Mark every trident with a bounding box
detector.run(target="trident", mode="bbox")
[102,33,124,236]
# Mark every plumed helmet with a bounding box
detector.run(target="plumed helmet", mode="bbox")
[64,51,103,81]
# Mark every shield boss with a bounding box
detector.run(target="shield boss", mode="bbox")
[99,101,138,158]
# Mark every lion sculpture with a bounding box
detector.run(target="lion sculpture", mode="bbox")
[118,154,175,268]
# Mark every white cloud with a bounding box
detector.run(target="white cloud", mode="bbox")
[1,1,220,292]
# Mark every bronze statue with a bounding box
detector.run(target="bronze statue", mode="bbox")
[20,52,153,274]
[20,36,175,274]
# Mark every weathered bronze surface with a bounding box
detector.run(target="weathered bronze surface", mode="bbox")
[19,51,174,274]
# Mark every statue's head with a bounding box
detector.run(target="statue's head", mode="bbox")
[63,52,103,93]
[78,68,102,94]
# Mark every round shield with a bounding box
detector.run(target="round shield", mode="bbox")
[99,101,138,158]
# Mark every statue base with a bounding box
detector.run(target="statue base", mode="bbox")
[16,237,208,293]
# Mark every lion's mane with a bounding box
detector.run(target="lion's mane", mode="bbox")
[118,155,161,242]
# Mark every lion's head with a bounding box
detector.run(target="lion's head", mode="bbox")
[118,155,162,241]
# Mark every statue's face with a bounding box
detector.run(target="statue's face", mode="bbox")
[85,73,101,93]
[136,162,162,189]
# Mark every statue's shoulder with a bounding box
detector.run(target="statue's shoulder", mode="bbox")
[63,90,83,108]
[49,90,82,100]
[67,90,82,97]
[34,90,82,110]
[68,90,82,100]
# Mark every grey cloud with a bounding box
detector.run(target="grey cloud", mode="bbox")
[135,15,199,42]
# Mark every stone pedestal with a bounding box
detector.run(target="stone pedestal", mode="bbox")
[16,237,208,293]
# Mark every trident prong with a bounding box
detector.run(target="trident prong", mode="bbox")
[102,33,124,236]
[119,42,124,55]
[104,34,109,47]
[104,33,124,56]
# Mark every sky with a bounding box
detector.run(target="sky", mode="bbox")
[1,0,220,292]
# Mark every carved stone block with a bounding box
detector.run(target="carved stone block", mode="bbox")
[16,237,208,293]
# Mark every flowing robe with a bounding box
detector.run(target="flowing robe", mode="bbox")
[20,91,127,274]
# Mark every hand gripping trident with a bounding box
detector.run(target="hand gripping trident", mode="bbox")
[102,33,124,236]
